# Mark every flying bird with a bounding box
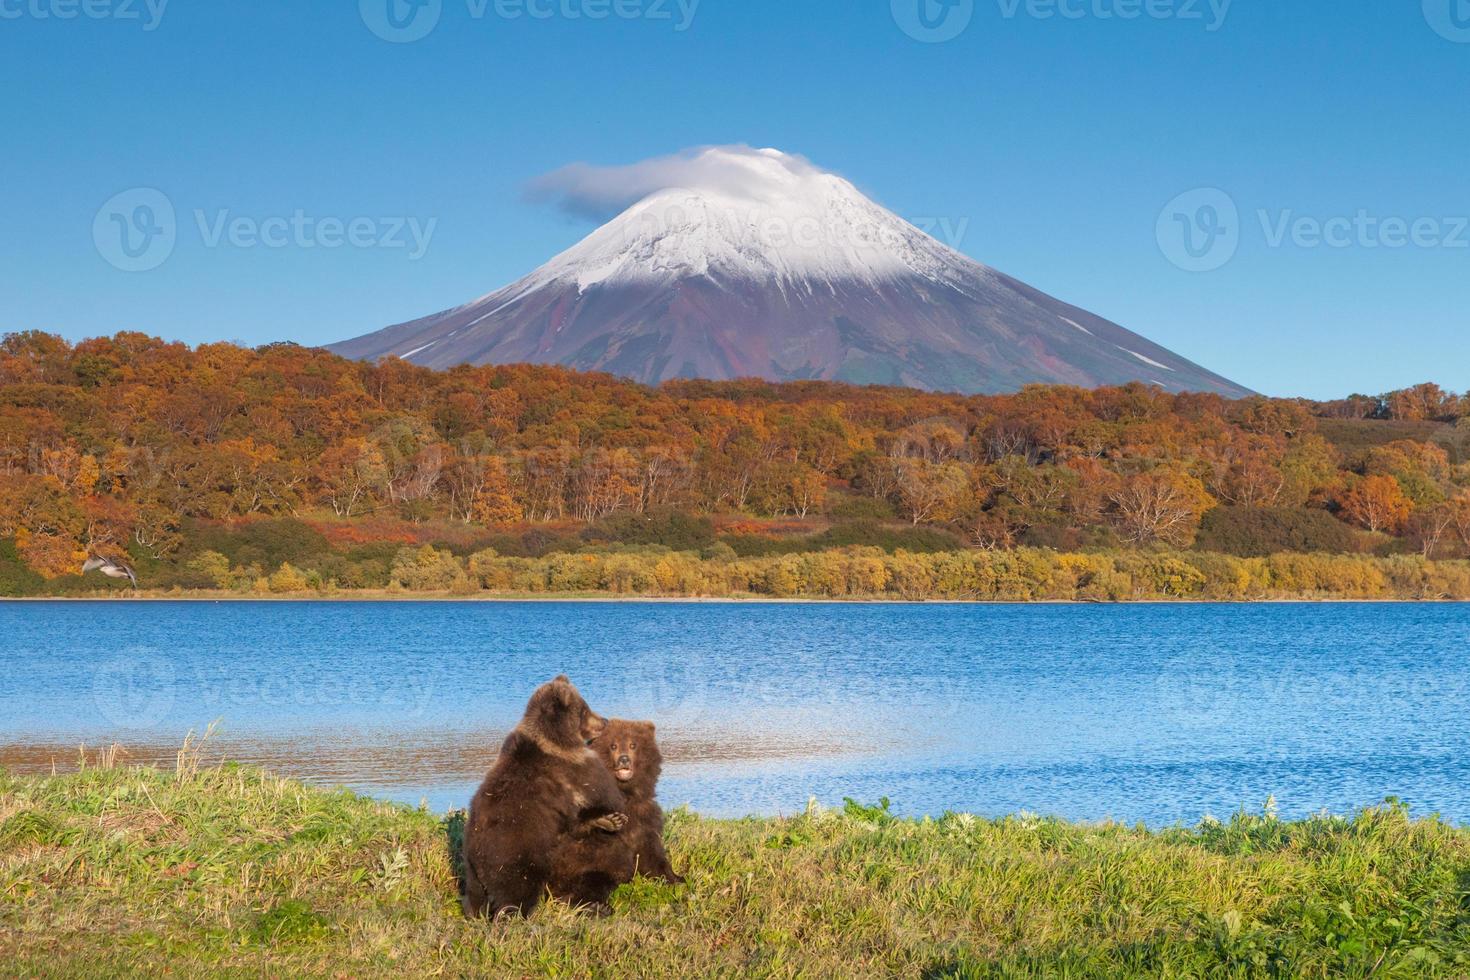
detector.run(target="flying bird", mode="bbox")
[81,556,138,588]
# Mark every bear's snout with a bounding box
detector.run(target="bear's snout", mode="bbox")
[582,711,608,742]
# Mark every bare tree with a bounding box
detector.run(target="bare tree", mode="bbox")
[1109,469,1211,546]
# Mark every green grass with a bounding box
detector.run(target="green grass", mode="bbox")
[2,758,1469,977]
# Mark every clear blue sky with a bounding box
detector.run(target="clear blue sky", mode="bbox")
[2,0,1466,399]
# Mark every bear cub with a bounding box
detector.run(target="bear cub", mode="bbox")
[549,718,682,911]
[461,676,628,919]
[595,719,682,885]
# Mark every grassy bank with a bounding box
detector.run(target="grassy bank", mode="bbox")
[2,759,1469,977]
[13,545,1470,602]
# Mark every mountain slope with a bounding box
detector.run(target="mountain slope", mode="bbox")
[331,147,1250,397]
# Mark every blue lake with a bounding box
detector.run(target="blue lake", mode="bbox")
[1,601,1467,825]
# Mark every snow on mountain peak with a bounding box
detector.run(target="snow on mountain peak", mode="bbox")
[525,145,987,293]
[333,145,1251,398]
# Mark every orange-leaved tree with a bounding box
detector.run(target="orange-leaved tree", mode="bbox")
[1339,475,1412,535]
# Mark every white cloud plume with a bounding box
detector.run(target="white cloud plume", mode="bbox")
[525,144,828,221]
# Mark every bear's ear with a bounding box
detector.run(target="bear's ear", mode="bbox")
[638,721,656,736]
[553,674,570,684]
[549,676,577,708]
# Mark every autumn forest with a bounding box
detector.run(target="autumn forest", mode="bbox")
[4,330,1470,600]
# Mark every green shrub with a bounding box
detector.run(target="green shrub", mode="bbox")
[517,527,586,557]
[722,521,966,558]
[0,538,44,597]
[342,542,402,565]
[1196,506,1364,558]
[389,545,472,592]
[183,550,233,589]
[1317,418,1449,454]
[826,493,897,522]
[720,533,795,557]
[187,518,333,570]
[814,521,966,553]
[1018,523,1121,552]
[267,563,313,594]
[582,511,717,550]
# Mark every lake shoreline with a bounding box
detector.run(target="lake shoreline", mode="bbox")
[4,592,1469,604]
[7,600,1469,829]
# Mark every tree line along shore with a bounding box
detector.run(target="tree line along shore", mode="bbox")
[10,539,1470,601]
[3,331,1470,598]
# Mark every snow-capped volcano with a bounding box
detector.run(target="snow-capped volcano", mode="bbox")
[528,148,973,290]
[331,146,1249,397]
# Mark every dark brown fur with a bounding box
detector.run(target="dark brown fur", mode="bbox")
[548,719,683,911]
[460,676,627,919]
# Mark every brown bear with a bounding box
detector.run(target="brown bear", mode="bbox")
[549,719,682,911]
[461,676,629,919]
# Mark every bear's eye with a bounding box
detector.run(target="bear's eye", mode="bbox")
[629,741,637,749]
[610,742,618,750]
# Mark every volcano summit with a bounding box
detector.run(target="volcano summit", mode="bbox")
[332,147,1248,397]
